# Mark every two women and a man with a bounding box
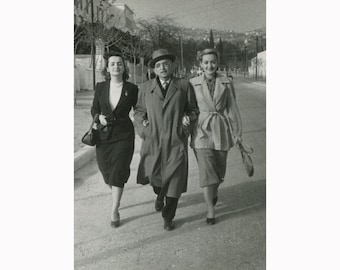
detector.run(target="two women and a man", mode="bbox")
[90,47,242,231]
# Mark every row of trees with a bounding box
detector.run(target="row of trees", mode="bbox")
[74,16,265,74]
[74,22,143,62]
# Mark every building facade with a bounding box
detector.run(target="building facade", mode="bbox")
[249,51,266,80]
[74,0,135,33]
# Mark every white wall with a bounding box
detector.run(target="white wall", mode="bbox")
[248,51,266,80]
[74,66,105,91]
[74,56,148,91]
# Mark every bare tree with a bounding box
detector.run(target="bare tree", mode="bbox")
[74,23,87,55]
[137,16,181,53]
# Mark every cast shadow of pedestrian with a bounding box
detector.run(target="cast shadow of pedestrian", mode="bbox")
[75,179,266,268]
[175,179,266,227]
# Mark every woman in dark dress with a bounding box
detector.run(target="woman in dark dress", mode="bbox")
[91,51,138,228]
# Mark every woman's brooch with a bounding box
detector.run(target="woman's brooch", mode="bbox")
[125,90,128,97]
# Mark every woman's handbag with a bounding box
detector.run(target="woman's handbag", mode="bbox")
[225,112,254,177]
[236,141,254,177]
[81,114,99,146]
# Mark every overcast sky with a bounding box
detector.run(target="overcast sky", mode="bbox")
[120,0,265,32]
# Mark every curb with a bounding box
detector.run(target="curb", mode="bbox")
[74,146,96,172]
[74,139,142,173]
[252,81,266,86]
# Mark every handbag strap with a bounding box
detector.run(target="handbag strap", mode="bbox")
[224,109,253,154]
[87,114,99,134]
[236,141,254,155]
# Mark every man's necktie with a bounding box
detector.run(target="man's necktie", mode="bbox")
[161,82,168,98]
[163,82,169,90]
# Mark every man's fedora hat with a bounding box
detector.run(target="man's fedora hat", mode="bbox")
[149,49,175,68]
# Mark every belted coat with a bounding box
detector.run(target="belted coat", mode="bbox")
[189,74,242,151]
[134,77,198,198]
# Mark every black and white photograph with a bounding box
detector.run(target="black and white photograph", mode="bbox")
[4,0,340,270]
[74,0,266,269]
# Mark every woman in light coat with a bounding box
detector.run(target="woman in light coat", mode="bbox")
[190,48,242,225]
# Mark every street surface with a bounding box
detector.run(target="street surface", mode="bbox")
[74,79,266,270]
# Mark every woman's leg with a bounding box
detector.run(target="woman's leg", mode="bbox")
[111,185,124,221]
[203,185,215,219]
[213,151,228,205]
[213,183,219,205]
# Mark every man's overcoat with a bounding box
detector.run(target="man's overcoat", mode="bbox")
[134,77,198,198]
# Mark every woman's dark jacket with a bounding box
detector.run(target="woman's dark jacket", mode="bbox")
[91,80,138,143]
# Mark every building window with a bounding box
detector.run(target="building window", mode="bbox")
[79,0,83,10]
[74,0,79,8]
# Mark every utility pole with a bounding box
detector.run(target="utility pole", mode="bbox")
[255,34,258,81]
[218,38,224,67]
[180,35,184,77]
[91,0,96,91]
[244,39,248,78]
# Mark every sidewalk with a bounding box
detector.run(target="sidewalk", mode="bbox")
[75,151,265,270]
[74,80,266,269]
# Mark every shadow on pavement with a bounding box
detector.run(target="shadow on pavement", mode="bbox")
[176,179,266,227]
[75,179,266,268]
[74,159,99,189]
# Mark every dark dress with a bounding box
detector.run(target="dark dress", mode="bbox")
[91,80,138,187]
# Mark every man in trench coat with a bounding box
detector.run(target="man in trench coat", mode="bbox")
[134,49,198,231]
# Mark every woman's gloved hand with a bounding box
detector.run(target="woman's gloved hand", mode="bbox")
[99,114,108,126]
[234,136,242,145]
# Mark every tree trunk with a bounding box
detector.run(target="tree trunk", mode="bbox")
[133,53,137,84]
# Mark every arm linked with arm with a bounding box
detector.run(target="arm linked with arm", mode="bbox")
[184,82,199,134]
[133,86,148,139]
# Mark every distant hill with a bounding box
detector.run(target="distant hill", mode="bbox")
[180,26,266,45]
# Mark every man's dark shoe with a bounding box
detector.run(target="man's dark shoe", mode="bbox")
[110,220,120,228]
[206,217,216,225]
[164,220,175,231]
[155,197,164,212]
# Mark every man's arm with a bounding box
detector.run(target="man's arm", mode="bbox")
[133,85,148,140]
[183,82,199,135]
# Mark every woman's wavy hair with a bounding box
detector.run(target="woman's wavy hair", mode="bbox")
[101,51,129,81]
[196,48,220,63]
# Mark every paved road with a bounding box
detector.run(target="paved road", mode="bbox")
[74,79,266,270]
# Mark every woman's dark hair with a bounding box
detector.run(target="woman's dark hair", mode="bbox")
[197,48,219,62]
[101,51,129,81]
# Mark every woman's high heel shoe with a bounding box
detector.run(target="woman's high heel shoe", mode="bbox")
[110,212,120,228]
